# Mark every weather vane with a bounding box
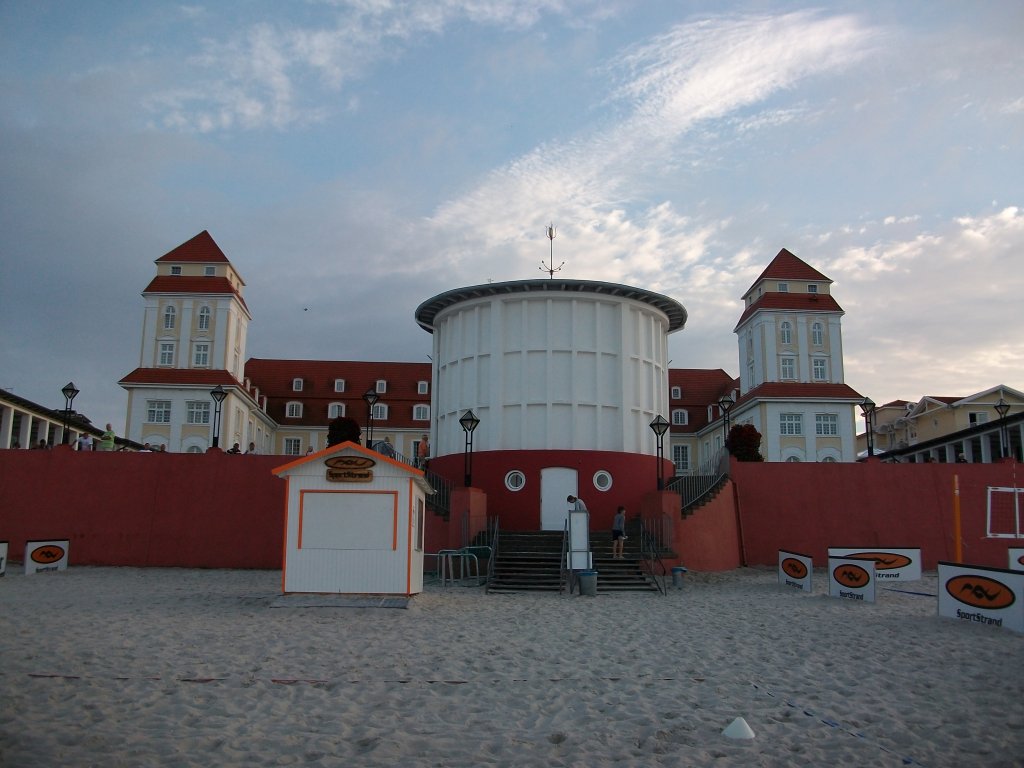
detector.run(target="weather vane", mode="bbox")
[540,223,564,279]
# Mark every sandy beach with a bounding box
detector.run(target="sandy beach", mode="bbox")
[1,566,1021,767]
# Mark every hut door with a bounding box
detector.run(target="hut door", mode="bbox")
[540,467,577,531]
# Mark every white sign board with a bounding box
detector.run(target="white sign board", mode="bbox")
[1009,548,1024,572]
[24,539,69,575]
[828,557,875,603]
[828,547,921,581]
[0,541,7,576]
[566,510,592,570]
[938,562,1024,634]
[778,550,812,592]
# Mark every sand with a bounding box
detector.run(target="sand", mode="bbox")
[1,566,1021,767]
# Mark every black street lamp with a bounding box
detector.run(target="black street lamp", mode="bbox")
[860,397,876,458]
[994,397,1010,459]
[718,393,735,448]
[459,409,481,487]
[61,381,79,445]
[210,385,227,449]
[363,389,379,449]
[649,415,670,490]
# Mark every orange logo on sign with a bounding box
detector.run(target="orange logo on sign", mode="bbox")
[833,563,870,588]
[946,575,1016,610]
[324,456,376,470]
[845,552,912,571]
[31,545,65,565]
[781,558,807,579]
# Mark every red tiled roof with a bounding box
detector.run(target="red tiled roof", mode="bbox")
[155,231,229,264]
[750,248,832,287]
[733,292,843,330]
[142,276,249,312]
[735,382,863,407]
[244,358,432,428]
[667,369,737,432]
[119,368,243,387]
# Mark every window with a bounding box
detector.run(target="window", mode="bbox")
[785,455,801,462]
[193,343,210,368]
[778,282,789,292]
[204,266,215,276]
[284,438,301,455]
[198,306,211,331]
[815,413,838,436]
[418,381,429,395]
[780,413,803,435]
[372,403,388,420]
[780,321,792,344]
[159,343,175,366]
[504,470,526,491]
[413,404,430,421]
[968,411,988,425]
[170,266,182,275]
[672,409,689,426]
[147,400,172,423]
[593,470,613,492]
[812,322,823,346]
[812,359,827,381]
[671,386,681,400]
[375,379,387,394]
[807,284,818,293]
[187,401,210,425]
[163,306,176,329]
[286,402,303,418]
[292,378,304,392]
[334,379,345,393]
[328,403,345,419]
[780,357,795,380]
[672,445,690,473]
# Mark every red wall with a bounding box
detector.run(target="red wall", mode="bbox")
[0,447,286,568]
[674,458,1019,571]
[427,449,675,531]
[2,448,1017,572]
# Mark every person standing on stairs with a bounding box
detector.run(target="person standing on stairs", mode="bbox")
[611,505,627,559]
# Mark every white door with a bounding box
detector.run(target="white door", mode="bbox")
[540,467,577,531]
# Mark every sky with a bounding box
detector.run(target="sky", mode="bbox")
[1,0,1022,435]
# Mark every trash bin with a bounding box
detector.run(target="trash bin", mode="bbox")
[578,570,598,596]
[672,566,688,588]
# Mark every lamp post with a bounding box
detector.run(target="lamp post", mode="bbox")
[363,389,379,449]
[459,409,480,487]
[210,385,227,449]
[718,393,734,449]
[649,415,670,490]
[61,381,79,445]
[860,397,876,459]
[994,397,1010,459]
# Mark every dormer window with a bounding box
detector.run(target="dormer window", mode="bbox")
[292,378,304,392]
[671,386,681,400]
[807,284,818,293]
[170,266,182,275]
[286,402,303,418]
[376,379,387,394]
[778,282,789,292]
[418,381,429,395]
[204,266,215,276]
[334,379,346,393]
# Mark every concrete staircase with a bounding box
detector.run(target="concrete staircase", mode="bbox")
[487,529,661,594]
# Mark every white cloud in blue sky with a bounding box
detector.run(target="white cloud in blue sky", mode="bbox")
[0,1,1021,433]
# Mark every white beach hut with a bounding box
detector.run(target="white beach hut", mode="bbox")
[274,441,431,595]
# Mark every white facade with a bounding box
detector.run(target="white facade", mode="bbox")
[416,280,687,459]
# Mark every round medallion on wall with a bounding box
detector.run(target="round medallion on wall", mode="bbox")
[504,470,526,492]
[593,470,613,492]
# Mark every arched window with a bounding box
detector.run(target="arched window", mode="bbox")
[198,306,211,331]
[163,305,176,330]
[780,321,792,345]
[286,402,303,418]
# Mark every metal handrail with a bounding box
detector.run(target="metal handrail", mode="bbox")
[666,447,729,513]
[484,516,500,593]
[638,519,668,595]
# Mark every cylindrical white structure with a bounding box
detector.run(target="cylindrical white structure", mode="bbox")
[415,280,687,459]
